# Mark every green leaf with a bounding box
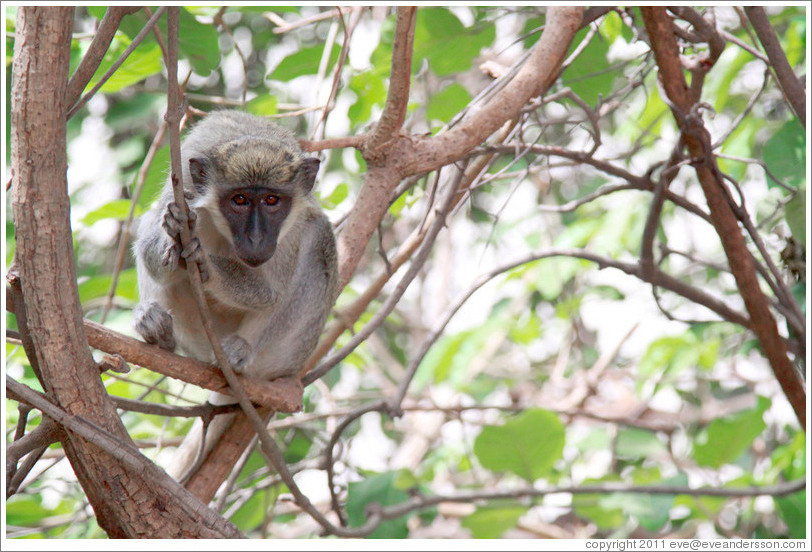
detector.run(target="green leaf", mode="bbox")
[413,8,494,76]
[270,43,341,82]
[81,199,141,226]
[348,70,388,126]
[784,185,806,247]
[78,268,139,304]
[5,495,50,526]
[85,36,162,94]
[427,82,471,124]
[693,396,770,468]
[615,428,667,460]
[346,471,412,538]
[461,504,527,538]
[317,182,349,210]
[764,119,806,190]
[138,145,170,210]
[282,431,312,464]
[776,490,806,538]
[230,488,276,532]
[175,7,220,77]
[111,8,219,77]
[562,27,614,107]
[245,94,278,116]
[572,476,625,529]
[473,408,565,481]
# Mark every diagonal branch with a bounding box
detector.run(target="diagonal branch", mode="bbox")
[641,7,805,430]
[65,6,142,109]
[744,7,806,128]
[7,376,243,537]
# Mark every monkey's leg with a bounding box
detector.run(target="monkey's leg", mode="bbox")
[184,408,273,503]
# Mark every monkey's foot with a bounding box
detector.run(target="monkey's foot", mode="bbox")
[134,301,177,352]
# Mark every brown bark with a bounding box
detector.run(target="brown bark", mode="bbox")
[10,6,241,537]
[335,6,584,289]
[641,7,805,430]
[744,7,806,128]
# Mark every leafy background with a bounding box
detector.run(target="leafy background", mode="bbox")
[4,5,807,539]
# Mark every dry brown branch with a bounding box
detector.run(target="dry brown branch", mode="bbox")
[335,6,584,290]
[67,7,166,119]
[744,7,806,128]
[10,7,239,537]
[7,376,243,537]
[641,6,805,429]
[65,6,142,108]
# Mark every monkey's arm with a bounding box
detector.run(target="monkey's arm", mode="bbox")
[134,195,209,284]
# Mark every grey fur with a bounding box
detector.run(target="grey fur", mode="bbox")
[133,110,339,480]
[134,110,338,378]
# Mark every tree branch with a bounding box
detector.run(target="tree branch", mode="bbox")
[641,6,805,429]
[65,6,141,109]
[744,7,806,128]
[7,376,243,538]
[67,7,166,119]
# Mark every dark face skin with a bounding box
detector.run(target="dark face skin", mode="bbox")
[218,186,292,267]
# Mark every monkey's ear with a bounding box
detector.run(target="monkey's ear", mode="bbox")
[296,157,321,194]
[188,157,210,195]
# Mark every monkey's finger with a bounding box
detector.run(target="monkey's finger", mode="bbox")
[180,237,210,282]
[163,202,188,237]
[162,243,181,269]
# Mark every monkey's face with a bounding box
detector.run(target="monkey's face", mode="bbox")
[218,186,292,267]
[187,137,321,268]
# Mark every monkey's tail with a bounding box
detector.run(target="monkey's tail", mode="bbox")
[166,392,236,483]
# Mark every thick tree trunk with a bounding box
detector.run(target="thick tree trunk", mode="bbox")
[10,6,241,538]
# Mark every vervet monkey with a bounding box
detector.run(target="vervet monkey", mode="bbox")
[133,110,338,479]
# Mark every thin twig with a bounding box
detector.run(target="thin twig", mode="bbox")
[67,7,166,119]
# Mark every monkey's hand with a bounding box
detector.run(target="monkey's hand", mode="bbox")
[134,302,177,352]
[221,335,254,373]
[161,201,210,283]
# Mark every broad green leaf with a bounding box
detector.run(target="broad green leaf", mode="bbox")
[508,313,541,345]
[413,8,495,76]
[246,94,279,116]
[77,268,139,304]
[461,504,527,538]
[776,490,806,539]
[5,495,50,526]
[269,43,341,82]
[230,488,276,532]
[763,119,806,190]
[138,145,170,210]
[282,431,312,464]
[473,408,565,481]
[317,182,349,210]
[348,70,387,126]
[784,186,806,247]
[107,8,219,77]
[174,7,220,76]
[427,82,471,124]
[81,199,141,226]
[572,476,624,529]
[85,36,162,94]
[346,471,412,538]
[615,428,667,460]
[562,27,614,107]
[601,492,673,532]
[693,396,770,468]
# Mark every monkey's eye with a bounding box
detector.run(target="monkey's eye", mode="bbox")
[263,195,280,206]
[231,194,249,206]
